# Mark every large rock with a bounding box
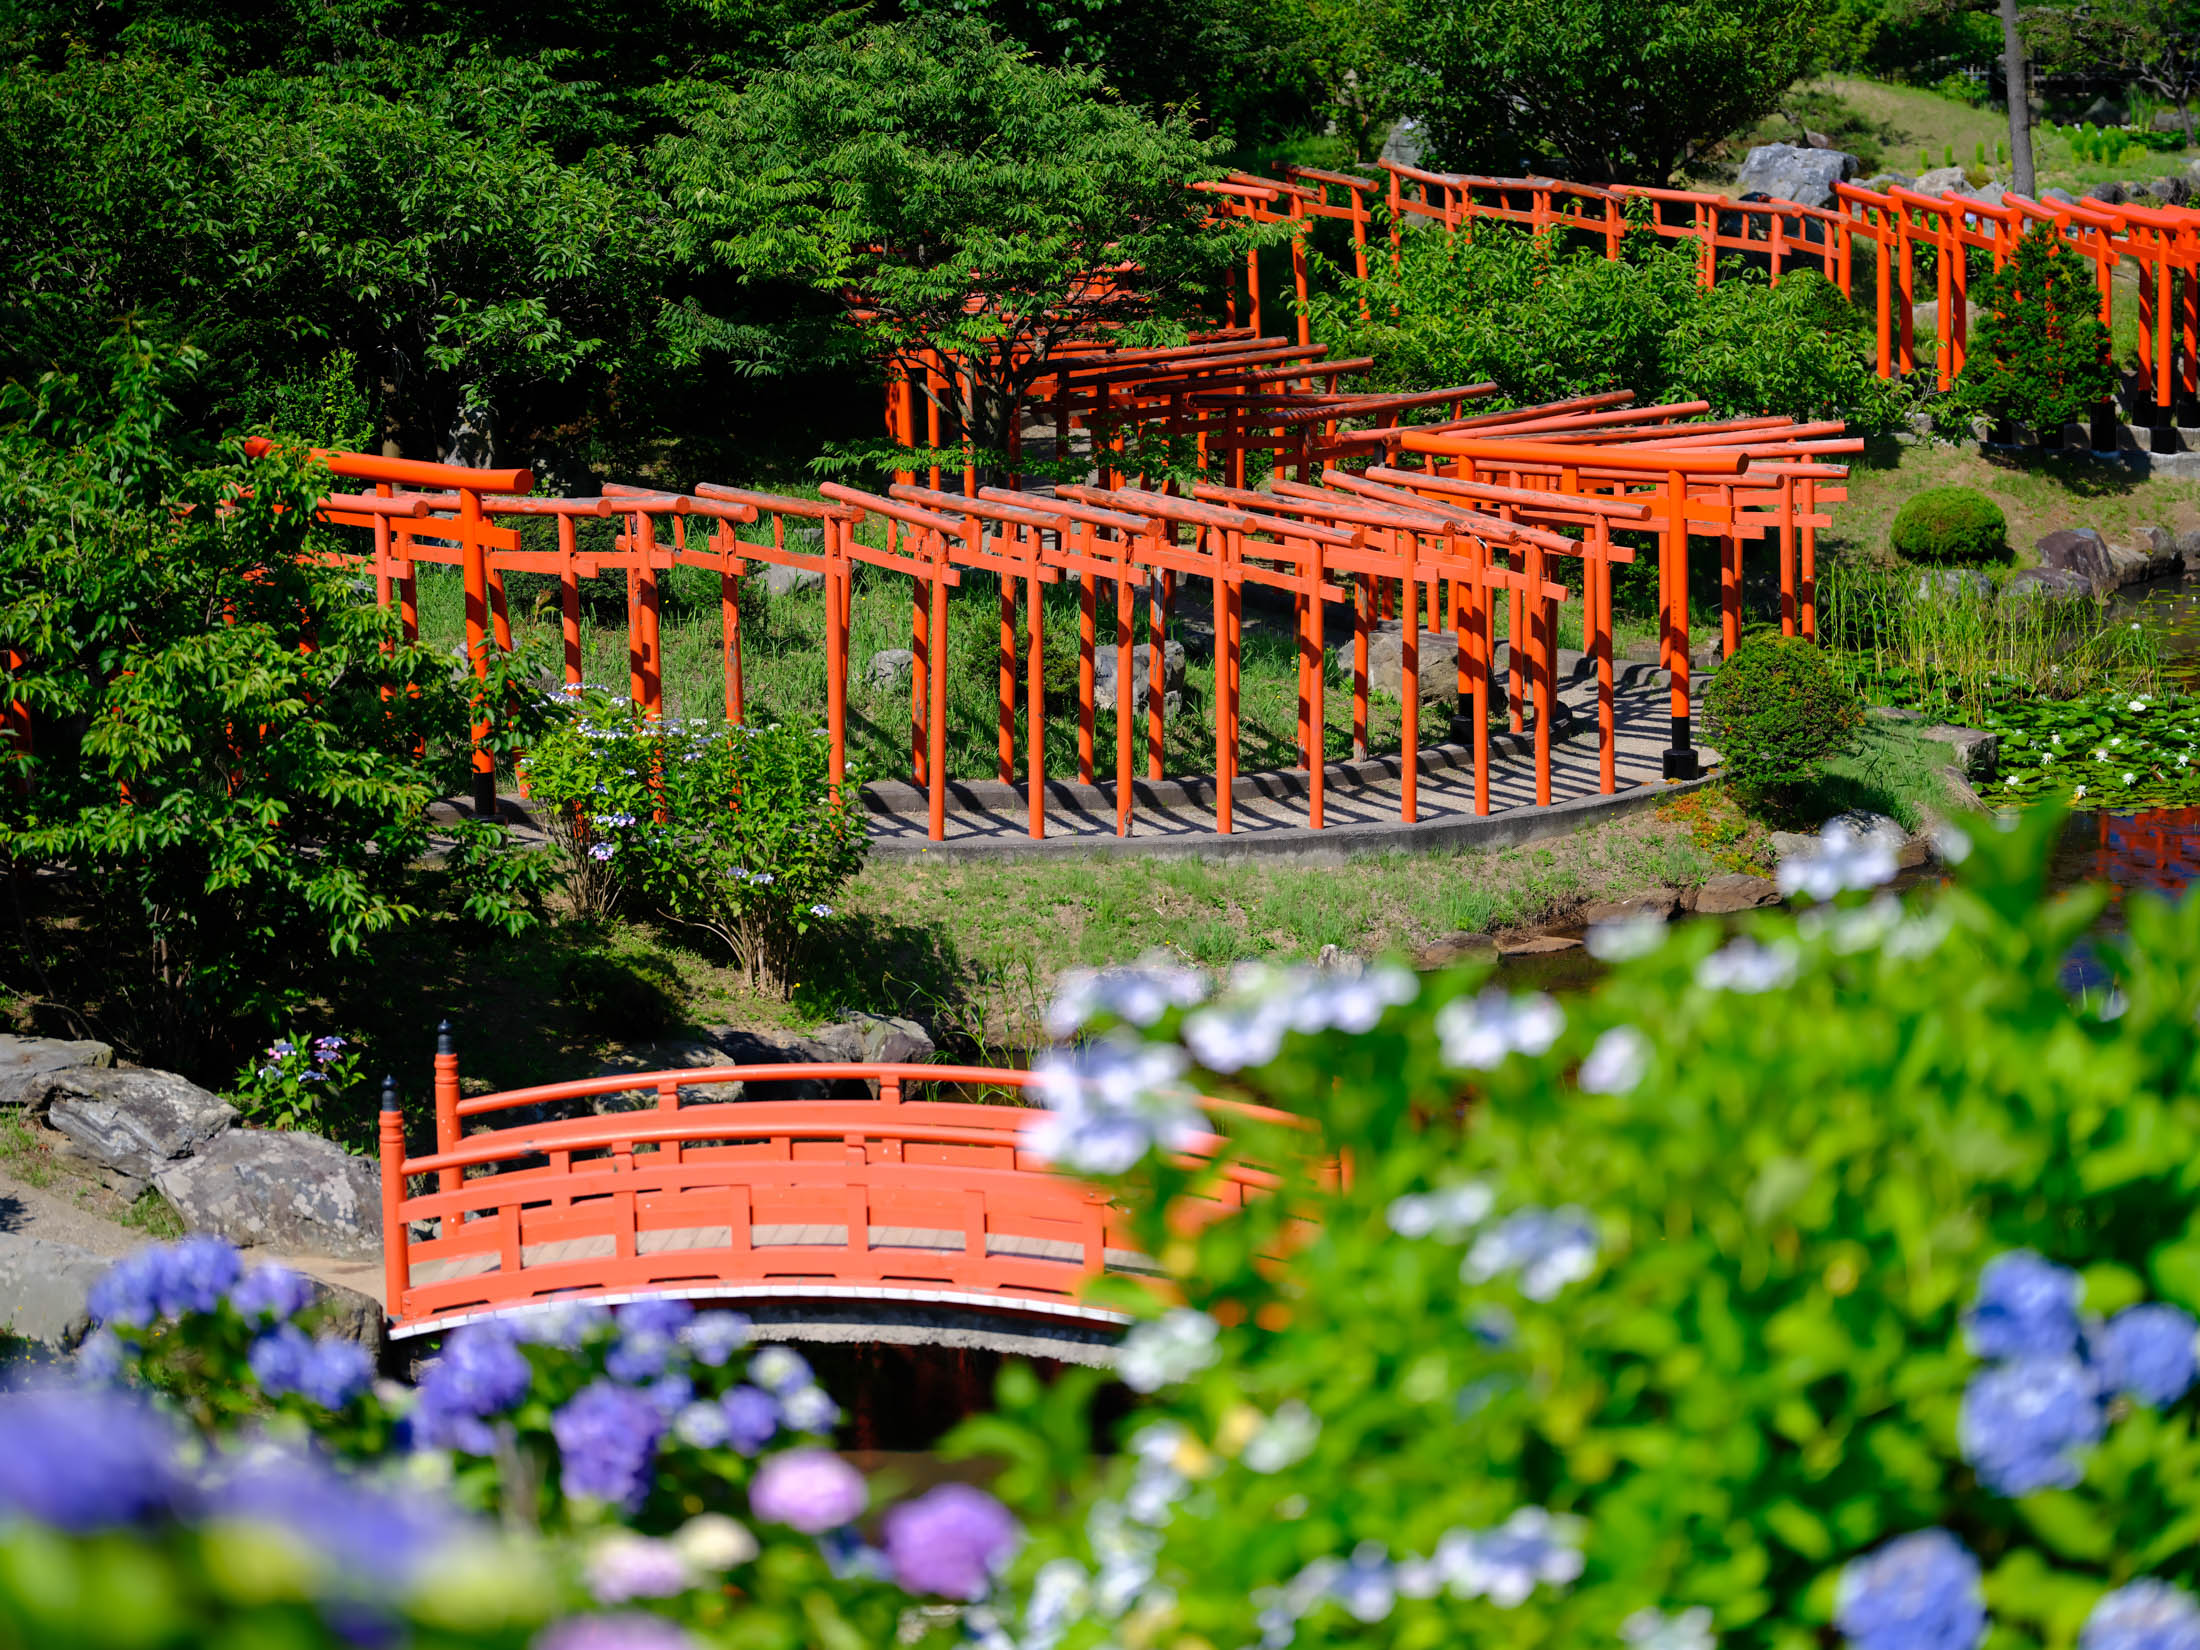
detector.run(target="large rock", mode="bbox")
[1580,891,1682,925]
[0,1233,114,1348]
[1367,623,1464,704]
[2036,527,2117,592]
[1379,118,1424,170]
[807,1012,936,1068]
[1690,873,1781,914]
[40,1068,234,1197]
[763,561,824,597]
[1734,144,1861,209]
[1092,640,1188,717]
[0,1034,113,1108]
[2150,174,2193,205]
[2001,566,2095,604]
[2177,526,2200,572]
[2085,181,2130,206]
[156,1130,381,1260]
[1921,724,1999,779]
[865,648,914,691]
[296,1272,387,1363]
[1411,931,1499,969]
[1913,165,1967,196]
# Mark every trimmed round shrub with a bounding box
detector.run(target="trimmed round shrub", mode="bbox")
[1703,632,1864,800]
[1889,486,2008,563]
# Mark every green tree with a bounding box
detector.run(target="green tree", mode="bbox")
[655,15,1277,463]
[0,332,547,1075]
[1956,226,2115,439]
[1385,0,1824,183]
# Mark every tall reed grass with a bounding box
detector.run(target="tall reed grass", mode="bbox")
[1816,560,2159,710]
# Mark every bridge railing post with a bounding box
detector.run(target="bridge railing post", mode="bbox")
[433,1019,461,1195]
[379,1075,409,1320]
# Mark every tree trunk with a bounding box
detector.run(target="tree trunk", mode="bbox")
[2001,0,2035,197]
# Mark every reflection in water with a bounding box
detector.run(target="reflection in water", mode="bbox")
[2054,808,2200,908]
[2122,574,2200,690]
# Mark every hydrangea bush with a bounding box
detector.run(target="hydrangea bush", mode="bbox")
[956,805,2200,1650]
[5,1239,1017,1648]
[522,694,868,992]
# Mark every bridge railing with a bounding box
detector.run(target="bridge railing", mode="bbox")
[378,1053,1297,1339]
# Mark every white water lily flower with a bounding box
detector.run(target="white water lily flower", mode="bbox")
[2075,786,2089,798]
[2126,773,2138,785]
[2132,699,2149,712]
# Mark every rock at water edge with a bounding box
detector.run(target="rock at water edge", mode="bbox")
[1691,873,1781,914]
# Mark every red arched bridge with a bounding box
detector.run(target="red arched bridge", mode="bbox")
[376,1037,1286,1354]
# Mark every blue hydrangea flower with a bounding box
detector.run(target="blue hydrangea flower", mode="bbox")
[606,1331,676,1384]
[228,1264,316,1324]
[509,1301,611,1349]
[2097,1305,2200,1409]
[749,1345,814,1395]
[721,1386,778,1455]
[782,1385,840,1434]
[618,1299,696,1339]
[644,1374,694,1418]
[674,1401,731,1450]
[1959,1355,2105,1496]
[1964,1251,2081,1361]
[553,1381,667,1511]
[1836,1530,1987,1650]
[678,1311,751,1368]
[74,1329,125,1386]
[0,1388,188,1530]
[2081,1580,2200,1650]
[88,1236,244,1328]
[206,1449,462,1589]
[411,1321,531,1454]
[249,1326,374,1410]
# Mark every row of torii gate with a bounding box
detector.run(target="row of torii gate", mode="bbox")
[292,371,1852,841]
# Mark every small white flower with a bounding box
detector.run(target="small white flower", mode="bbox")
[1464,1208,1598,1298]
[2125,773,2138,786]
[1118,1310,1221,1393]
[1622,1606,1717,1650]
[1028,1034,1204,1174]
[2075,785,2089,799]
[1775,820,1897,902]
[1577,1026,1650,1094]
[1434,989,1564,1070]
[672,1513,758,1571]
[2131,699,2149,712]
[1695,938,1797,994]
[1387,1181,1495,1239]
[1586,915,1667,962]
[1242,1401,1321,1473]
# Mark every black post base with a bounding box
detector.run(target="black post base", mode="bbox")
[2092,402,2121,454]
[472,772,499,818]
[1662,713,1699,781]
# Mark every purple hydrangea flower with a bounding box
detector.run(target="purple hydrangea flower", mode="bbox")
[618,1299,696,1339]
[0,1388,188,1530]
[249,1326,374,1410]
[74,1329,126,1386]
[534,1613,700,1650]
[88,1236,244,1328]
[412,1321,533,1454]
[722,1386,778,1455]
[2097,1305,2200,1409]
[2081,1580,2200,1650]
[207,1450,461,1588]
[1959,1355,2105,1496]
[553,1381,667,1512]
[229,1264,316,1324]
[644,1374,694,1418]
[1965,1251,2082,1361]
[678,1311,751,1368]
[881,1484,1019,1600]
[749,1448,866,1532]
[1836,1531,1987,1650]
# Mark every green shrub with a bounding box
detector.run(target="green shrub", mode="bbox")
[1888,485,2008,563]
[1956,227,2116,436]
[1702,632,1865,800]
[523,699,869,994]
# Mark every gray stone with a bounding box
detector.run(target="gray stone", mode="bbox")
[1379,118,1424,170]
[1691,873,1781,914]
[42,1069,234,1197]
[2036,527,2117,591]
[2154,109,2191,134]
[589,1039,744,1113]
[2043,186,2077,206]
[1863,172,1916,192]
[155,1129,381,1260]
[865,648,914,690]
[807,1012,936,1068]
[1824,810,1908,852]
[1092,639,1188,717]
[0,1035,114,1108]
[1921,724,1999,779]
[1412,931,1498,969]
[2085,181,2130,206]
[1912,165,1967,196]
[1734,143,1861,209]
[1914,568,1992,601]
[295,1273,387,1363]
[1908,299,1983,339]
[2186,156,2200,183]
[2084,96,2125,126]
[2151,175,2194,206]
[763,562,825,597]
[1767,830,1819,860]
[2178,527,2200,570]
[1580,891,1681,926]
[2001,566,2096,603]
[1367,623,1464,703]
[2105,540,2153,582]
[0,1233,114,1348]
[1498,933,1582,956]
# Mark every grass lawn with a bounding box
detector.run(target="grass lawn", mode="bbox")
[1820,438,2200,566]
